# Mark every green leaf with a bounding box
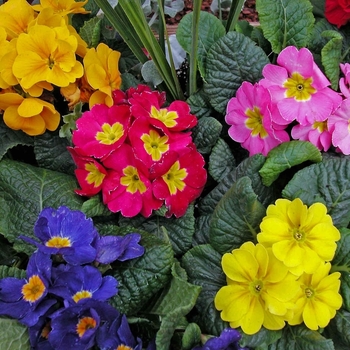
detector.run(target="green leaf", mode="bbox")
[192,117,222,154]
[0,119,33,162]
[240,327,282,348]
[209,176,266,254]
[0,266,26,279]
[120,72,140,91]
[282,157,350,227]
[59,102,83,143]
[204,31,269,114]
[0,159,84,254]
[34,132,75,175]
[176,11,226,79]
[331,310,350,346]
[186,90,213,119]
[310,0,325,18]
[0,318,30,350]
[119,205,195,256]
[259,141,322,187]
[181,244,228,335]
[141,60,164,87]
[182,323,202,350]
[256,0,315,53]
[268,325,334,350]
[79,16,101,47]
[110,230,173,315]
[151,263,201,350]
[80,195,112,218]
[321,30,343,90]
[208,138,236,182]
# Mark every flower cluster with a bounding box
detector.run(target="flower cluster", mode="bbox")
[215,198,342,335]
[225,45,350,155]
[69,84,207,218]
[0,206,145,349]
[0,0,121,135]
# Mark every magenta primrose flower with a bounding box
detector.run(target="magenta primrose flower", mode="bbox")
[328,98,350,154]
[291,119,332,151]
[260,46,342,125]
[339,63,350,98]
[72,103,131,159]
[225,81,289,156]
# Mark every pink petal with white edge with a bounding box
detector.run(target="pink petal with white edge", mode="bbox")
[262,64,288,86]
[332,122,350,155]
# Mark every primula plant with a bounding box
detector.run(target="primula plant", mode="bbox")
[2,0,350,349]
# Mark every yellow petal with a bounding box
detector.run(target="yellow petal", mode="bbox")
[287,198,307,227]
[240,296,265,335]
[262,310,286,331]
[303,300,330,329]
[18,98,44,117]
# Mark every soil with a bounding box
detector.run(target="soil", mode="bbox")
[165,0,258,25]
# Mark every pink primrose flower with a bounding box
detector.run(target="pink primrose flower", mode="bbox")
[128,117,193,168]
[260,46,342,125]
[130,91,197,132]
[291,120,332,151]
[151,144,207,218]
[339,63,350,98]
[112,84,156,105]
[72,104,131,159]
[68,147,108,196]
[102,144,162,217]
[328,98,350,154]
[225,81,290,156]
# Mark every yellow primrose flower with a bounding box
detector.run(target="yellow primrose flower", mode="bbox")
[83,43,122,108]
[257,198,340,275]
[0,92,60,135]
[214,242,300,335]
[32,0,89,16]
[288,262,342,330]
[12,25,83,89]
[0,0,36,40]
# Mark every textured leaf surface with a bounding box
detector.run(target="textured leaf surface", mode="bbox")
[182,244,227,335]
[204,31,269,114]
[240,328,282,348]
[0,159,84,254]
[141,60,163,86]
[186,90,213,119]
[331,310,350,346]
[282,157,350,227]
[209,176,266,254]
[79,16,101,47]
[0,318,30,350]
[192,117,222,154]
[0,266,26,279]
[0,120,33,162]
[177,11,226,78]
[256,0,314,53]
[259,141,322,186]
[80,195,112,218]
[110,231,173,315]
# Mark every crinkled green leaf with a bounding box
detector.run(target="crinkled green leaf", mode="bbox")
[0,159,84,255]
[0,266,26,279]
[141,60,164,86]
[120,72,140,91]
[240,327,282,348]
[259,141,322,186]
[186,90,213,119]
[256,0,315,53]
[0,318,30,350]
[208,138,236,182]
[181,244,227,335]
[79,16,101,47]
[321,30,343,90]
[151,262,201,350]
[268,325,334,350]
[193,215,211,246]
[309,19,336,56]
[192,117,222,154]
[176,11,226,78]
[34,132,75,175]
[282,157,350,227]
[182,323,202,350]
[204,31,269,114]
[110,229,173,315]
[209,176,266,254]
[59,102,83,143]
[340,274,350,312]
[331,310,350,346]
[0,119,33,162]
[80,195,112,218]
[119,205,195,256]
[310,0,325,18]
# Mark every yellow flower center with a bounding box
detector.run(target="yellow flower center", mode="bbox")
[249,279,264,296]
[45,236,71,248]
[95,122,124,145]
[21,275,46,303]
[41,322,51,339]
[292,228,305,242]
[120,166,147,194]
[85,163,106,187]
[162,161,187,195]
[313,121,327,133]
[245,106,268,138]
[76,317,97,338]
[304,287,314,299]
[72,290,92,303]
[283,72,316,101]
[150,106,178,128]
[116,346,133,350]
[141,130,169,161]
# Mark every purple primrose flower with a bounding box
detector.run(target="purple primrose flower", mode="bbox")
[193,328,243,350]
